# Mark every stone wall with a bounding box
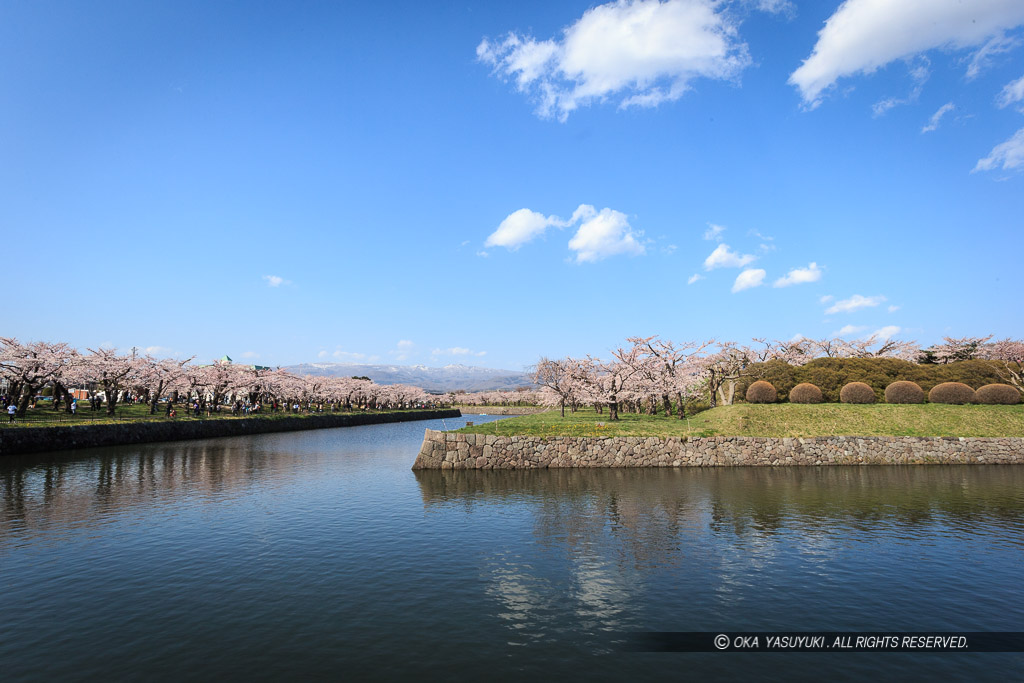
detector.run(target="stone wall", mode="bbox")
[0,410,461,457]
[412,429,1024,469]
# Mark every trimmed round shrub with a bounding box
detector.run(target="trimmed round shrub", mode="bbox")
[975,384,1020,405]
[746,380,777,404]
[885,381,925,404]
[789,382,823,404]
[928,382,977,405]
[840,381,876,404]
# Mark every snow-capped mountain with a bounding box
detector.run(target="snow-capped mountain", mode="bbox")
[283,362,534,392]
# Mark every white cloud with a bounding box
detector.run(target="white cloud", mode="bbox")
[319,346,376,363]
[240,351,260,359]
[703,243,756,270]
[567,206,645,263]
[661,244,678,255]
[973,128,1024,173]
[263,275,291,287]
[888,305,901,313]
[484,204,643,262]
[789,0,1024,107]
[397,340,414,349]
[836,324,867,336]
[144,345,172,355]
[997,74,1024,109]
[825,294,886,314]
[334,350,368,361]
[687,273,704,285]
[477,0,751,121]
[819,295,834,304]
[732,268,766,292]
[703,223,726,241]
[476,251,489,258]
[872,325,901,340]
[484,208,568,250]
[773,262,822,287]
[432,347,487,357]
[921,102,955,133]
[752,0,794,15]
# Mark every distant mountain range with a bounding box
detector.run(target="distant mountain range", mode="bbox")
[283,362,535,393]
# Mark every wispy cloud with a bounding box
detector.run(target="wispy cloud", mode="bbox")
[872,325,901,340]
[703,223,726,241]
[318,347,379,363]
[263,275,292,287]
[825,294,886,314]
[997,74,1024,109]
[973,128,1024,173]
[390,339,415,361]
[921,102,954,133]
[871,59,930,116]
[432,347,487,357]
[687,273,704,285]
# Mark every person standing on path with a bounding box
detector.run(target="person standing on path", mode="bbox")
[7,404,16,423]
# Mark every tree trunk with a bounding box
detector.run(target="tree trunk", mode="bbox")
[16,384,35,417]
[104,381,118,416]
[663,394,673,417]
[150,380,166,415]
[608,394,619,421]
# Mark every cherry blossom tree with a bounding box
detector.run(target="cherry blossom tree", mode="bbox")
[534,357,582,417]
[82,347,142,416]
[924,335,993,364]
[982,339,1024,395]
[1,338,77,416]
[137,355,193,414]
[698,342,756,407]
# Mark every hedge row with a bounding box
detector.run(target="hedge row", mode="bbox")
[743,379,1020,405]
[739,358,1012,403]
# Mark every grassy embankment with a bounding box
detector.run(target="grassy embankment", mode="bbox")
[0,401,442,429]
[458,404,1024,438]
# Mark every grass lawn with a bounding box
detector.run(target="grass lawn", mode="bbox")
[458,404,1024,438]
[0,401,440,429]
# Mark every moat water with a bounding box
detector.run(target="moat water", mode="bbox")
[2,416,1022,680]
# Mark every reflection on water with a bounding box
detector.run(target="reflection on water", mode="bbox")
[2,422,1023,680]
[2,441,304,538]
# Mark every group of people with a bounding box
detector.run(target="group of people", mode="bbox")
[4,397,77,423]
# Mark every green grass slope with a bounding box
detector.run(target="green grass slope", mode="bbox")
[459,404,1024,438]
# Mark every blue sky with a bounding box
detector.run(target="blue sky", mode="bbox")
[3,0,1022,371]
